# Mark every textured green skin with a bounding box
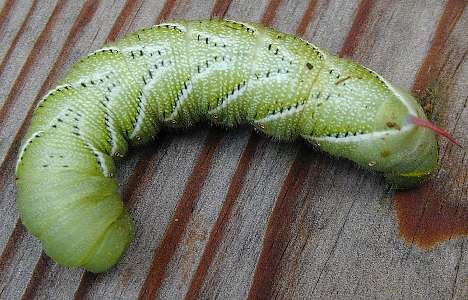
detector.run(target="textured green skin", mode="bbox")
[15,20,438,272]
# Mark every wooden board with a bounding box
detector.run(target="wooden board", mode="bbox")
[0,0,466,299]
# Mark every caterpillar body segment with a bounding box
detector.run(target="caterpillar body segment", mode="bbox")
[16,20,439,272]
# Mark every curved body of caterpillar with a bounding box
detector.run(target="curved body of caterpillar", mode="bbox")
[16,20,439,272]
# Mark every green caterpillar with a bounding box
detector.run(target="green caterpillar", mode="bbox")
[15,20,458,273]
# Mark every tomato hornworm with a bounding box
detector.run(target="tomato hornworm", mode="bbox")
[15,20,460,272]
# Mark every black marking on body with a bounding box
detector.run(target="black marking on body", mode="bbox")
[222,20,256,34]
[211,80,248,111]
[335,76,351,85]
[365,68,387,85]
[17,132,43,163]
[266,98,307,118]
[265,43,293,64]
[78,73,120,148]
[195,32,227,48]
[322,130,366,138]
[127,47,164,60]
[161,24,184,33]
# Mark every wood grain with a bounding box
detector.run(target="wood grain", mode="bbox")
[0,0,466,299]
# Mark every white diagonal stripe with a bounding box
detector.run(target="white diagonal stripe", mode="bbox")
[164,82,194,121]
[255,103,306,124]
[16,131,45,173]
[208,83,249,115]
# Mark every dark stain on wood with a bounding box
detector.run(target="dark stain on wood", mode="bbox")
[394,0,467,249]
[395,186,468,249]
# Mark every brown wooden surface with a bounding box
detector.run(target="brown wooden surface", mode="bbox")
[0,0,467,299]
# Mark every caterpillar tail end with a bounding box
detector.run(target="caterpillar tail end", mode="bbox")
[382,139,438,189]
[385,116,461,189]
[378,127,438,190]
[378,115,440,189]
